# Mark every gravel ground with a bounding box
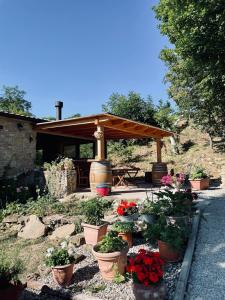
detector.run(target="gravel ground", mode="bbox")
[186,187,225,300]
[20,235,181,300]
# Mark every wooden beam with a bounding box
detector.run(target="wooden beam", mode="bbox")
[156,138,162,163]
[35,129,95,141]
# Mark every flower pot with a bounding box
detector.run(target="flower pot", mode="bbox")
[119,213,139,222]
[139,214,156,224]
[52,263,74,286]
[118,232,133,248]
[189,178,209,190]
[0,282,26,300]
[166,215,190,226]
[96,186,111,197]
[133,281,167,300]
[82,222,108,245]
[92,245,129,281]
[158,240,181,262]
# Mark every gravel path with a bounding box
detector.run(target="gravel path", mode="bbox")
[21,236,181,300]
[186,187,225,300]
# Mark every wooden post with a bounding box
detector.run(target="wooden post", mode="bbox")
[156,138,162,163]
[94,120,105,160]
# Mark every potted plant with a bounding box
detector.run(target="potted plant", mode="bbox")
[0,252,24,300]
[116,200,139,222]
[144,218,189,262]
[81,198,108,245]
[111,221,136,247]
[189,167,210,190]
[127,249,166,300]
[139,200,160,224]
[92,231,129,281]
[45,241,76,286]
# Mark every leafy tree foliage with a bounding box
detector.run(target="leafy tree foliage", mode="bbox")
[154,1,225,138]
[0,86,32,116]
[102,91,157,126]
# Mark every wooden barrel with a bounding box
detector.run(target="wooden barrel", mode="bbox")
[89,160,112,192]
[152,163,168,186]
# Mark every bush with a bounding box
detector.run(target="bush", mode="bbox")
[81,198,109,226]
[0,251,23,285]
[45,241,75,267]
[111,221,135,233]
[95,231,127,253]
[190,167,208,180]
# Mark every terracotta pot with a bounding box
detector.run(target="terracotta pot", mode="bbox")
[82,222,108,245]
[158,240,181,262]
[133,281,167,300]
[52,263,74,286]
[0,282,25,300]
[119,213,139,222]
[92,245,129,281]
[139,214,156,224]
[118,232,133,248]
[189,178,209,190]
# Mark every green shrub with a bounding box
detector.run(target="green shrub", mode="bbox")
[190,167,208,180]
[45,241,75,267]
[0,251,23,284]
[111,221,135,233]
[81,198,108,226]
[95,231,127,253]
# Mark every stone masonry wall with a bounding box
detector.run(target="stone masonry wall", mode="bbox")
[0,116,37,178]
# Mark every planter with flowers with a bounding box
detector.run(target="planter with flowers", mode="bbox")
[81,198,108,245]
[189,167,209,190]
[0,252,24,300]
[111,221,136,247]
[139,199,160,224]
[92,231,129,281]
[127,249,166,300]
[45,241,76,286]
[116,200,139,222]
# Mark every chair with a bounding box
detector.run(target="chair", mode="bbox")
[76,165,89,187]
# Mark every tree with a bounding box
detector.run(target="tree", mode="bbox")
[102,91,157,126]
[0,85,32,116]
[154,1,225,142]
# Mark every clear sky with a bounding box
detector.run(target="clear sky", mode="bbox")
[0,0,170,118]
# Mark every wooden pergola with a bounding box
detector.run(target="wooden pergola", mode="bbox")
[36,113,173,163]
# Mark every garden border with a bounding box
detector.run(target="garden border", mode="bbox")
[173,209,201,300]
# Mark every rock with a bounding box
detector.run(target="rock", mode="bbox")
[2,214,19,223]
[38,264,51,276]
[69,233,85,247]
[42,214,65,225]
[49,223,76,240]
[27,280,44,291]
[17,215,29,225]
[0,230,18,241]
[18,215,46,239]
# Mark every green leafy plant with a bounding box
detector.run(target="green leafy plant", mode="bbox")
[139,200,161,215]
[190,167,208,180]
[45,241,75,267]
[0,251,23,286]
[111,221,135,233]
[113,269,126,284]
[95,231,127,253]
[81,198,108,226]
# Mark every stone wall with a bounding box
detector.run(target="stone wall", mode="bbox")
[0,116,37,178]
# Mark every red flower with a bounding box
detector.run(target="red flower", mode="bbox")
[128,202,137,207]
[149,272,159,283]
[144,257,153,265]
[137,272,146,282]
[117,207,125,216]
[138,249,146,256]
[143,280,149,286]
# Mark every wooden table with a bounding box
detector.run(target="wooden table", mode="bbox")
[112,168,140,187]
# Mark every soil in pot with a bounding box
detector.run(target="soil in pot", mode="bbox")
[158,240,181,262]
[133,281,167,300]
[52,263,74,286]
[82,222,108,245]
[118,232,133,248]
[92,246,129,281]
[0,282,25,300]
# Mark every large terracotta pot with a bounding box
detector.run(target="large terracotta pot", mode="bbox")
[0,282,26,300]
[92,245,129,281]
[158,240,181,263]
[118,232,133,248]
[52,263,74,286]
[133,281,167,300]
[189,178,209,190]
[82,222,108,245]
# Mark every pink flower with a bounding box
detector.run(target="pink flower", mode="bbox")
[16,188,21,193]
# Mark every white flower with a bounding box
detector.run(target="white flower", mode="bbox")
[47,247,54,254]
[46,253,51,257]
[60,241,67,249]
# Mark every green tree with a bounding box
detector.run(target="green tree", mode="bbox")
[0,86,32,116]
[154,1,225,142]
[102,91,157,126]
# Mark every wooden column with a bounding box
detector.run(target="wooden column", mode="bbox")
[94,121,105,160]
[156,138,162,163]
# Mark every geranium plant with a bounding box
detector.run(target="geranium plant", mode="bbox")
[45,241,76,267]
[161,173,186,191]
[127,249,164,286]
[116,200,138,216]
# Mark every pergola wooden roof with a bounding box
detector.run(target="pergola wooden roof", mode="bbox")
[35,113,173,140]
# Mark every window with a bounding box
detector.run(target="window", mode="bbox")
[80,143,94,159]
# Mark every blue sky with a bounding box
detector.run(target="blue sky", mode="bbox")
[0,0,170,118]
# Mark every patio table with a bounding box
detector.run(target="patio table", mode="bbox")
[112,168,140,187]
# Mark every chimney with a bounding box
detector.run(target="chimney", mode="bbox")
[55,101,63,120]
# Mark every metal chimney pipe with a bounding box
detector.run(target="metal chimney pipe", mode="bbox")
[55,101,63,120]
